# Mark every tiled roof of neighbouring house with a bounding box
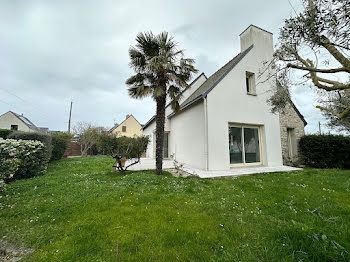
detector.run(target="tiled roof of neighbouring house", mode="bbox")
[10,111,38,130]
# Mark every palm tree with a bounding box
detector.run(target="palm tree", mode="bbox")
[126,32,198,175]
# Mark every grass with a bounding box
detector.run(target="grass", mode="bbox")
[0,156,349,261]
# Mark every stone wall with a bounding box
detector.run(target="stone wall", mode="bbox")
[279,102,306,165]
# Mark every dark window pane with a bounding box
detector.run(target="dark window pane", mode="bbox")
[244,128,260,163]
[246,77,250,93]
[11,125,18,131]
[122,126,126,132]
[229,127,243,164]
[163,133,168,158]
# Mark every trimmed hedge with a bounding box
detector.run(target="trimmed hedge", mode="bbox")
[0,138,48,180]
[0,129,14,139]
[51,132,72,161]
[299,134,350,169]
[8,131,52,161]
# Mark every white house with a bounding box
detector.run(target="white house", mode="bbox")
[143,25,306,171]
[0,111,43,132]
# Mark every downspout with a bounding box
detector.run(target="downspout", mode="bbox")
[204,96,209,171]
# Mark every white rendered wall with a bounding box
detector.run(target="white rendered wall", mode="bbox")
[206,26,283,170]
[143,104,173,158]
[0,112,32,132]
[142,120,155,158]
[169,101,206,169]
[143,74,207,159]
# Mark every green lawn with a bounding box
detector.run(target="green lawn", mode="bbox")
[0,156,349,261]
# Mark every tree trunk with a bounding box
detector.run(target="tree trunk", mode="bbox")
[155,94,166,175]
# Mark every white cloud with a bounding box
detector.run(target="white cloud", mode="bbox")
[0,0,328,134]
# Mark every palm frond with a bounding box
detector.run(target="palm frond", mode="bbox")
[127,31,198,103]
[170,100,181,112]
[128,47,146,72]
[136,32,159,58]
[125,73,145,85]
[128,85,152,99]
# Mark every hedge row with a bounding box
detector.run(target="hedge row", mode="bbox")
[8,131,52,161]
[0,129,14,139]
[0,138,48,182]
[51,132,72,160]
[299,134,350,169]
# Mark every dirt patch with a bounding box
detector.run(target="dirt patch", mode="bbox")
[0,240,34,262]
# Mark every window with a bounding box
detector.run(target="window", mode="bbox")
[122,126,126,132]
[11,125,18,131]
[245,71,256,95]
[153,132,170,158]
[229,125,261,165]
[287,128,296,158]
[163,133,169,158]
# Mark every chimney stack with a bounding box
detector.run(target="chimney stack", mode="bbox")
[239,25,274,57]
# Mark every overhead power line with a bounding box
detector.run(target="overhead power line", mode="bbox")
[287,0,299,16]
[0,88,56,124]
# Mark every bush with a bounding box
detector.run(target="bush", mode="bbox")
[299,134,350,169]
[0,157,21,190]
[0,129,14,139]
[97,134,149,171]
[8,131,52,161]
[51,132,72,161]
[0,138,48,180]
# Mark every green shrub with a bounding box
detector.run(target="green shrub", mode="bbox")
[299,134,350,169]
[8,131,52,161]
[51,132,72,161]
[0,138,48,180]
[0,129,14,139]
[0,157,21,190]
[97,134,149,171]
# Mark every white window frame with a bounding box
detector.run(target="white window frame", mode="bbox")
[228,123,263,167]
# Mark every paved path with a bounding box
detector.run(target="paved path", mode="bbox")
[126,158,301,178]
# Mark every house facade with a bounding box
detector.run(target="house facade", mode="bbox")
[143,25,306,171]
[108,114,143,137]
[0,111,40,132]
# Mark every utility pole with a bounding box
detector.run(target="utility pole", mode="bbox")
[68,101,73,133]
[318,121,321,135]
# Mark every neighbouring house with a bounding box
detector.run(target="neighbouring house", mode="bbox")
[0,111,48,133]
[108,114,143,137]
[143,25,307,170]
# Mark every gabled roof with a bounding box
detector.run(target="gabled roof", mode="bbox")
[6,111,38,130]
[168,44,254,118]
[289,98,308,126]
[142,72,208,130]
[108,114,142,133]
[142,115,156,130]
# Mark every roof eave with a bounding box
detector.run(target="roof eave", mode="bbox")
[168,95,204,119]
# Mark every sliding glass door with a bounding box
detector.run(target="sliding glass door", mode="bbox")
[229,125,261,165]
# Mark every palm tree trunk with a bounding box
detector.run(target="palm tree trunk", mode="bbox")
[155,93,166,175]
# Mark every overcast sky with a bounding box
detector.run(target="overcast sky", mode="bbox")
[0,0,330,133]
